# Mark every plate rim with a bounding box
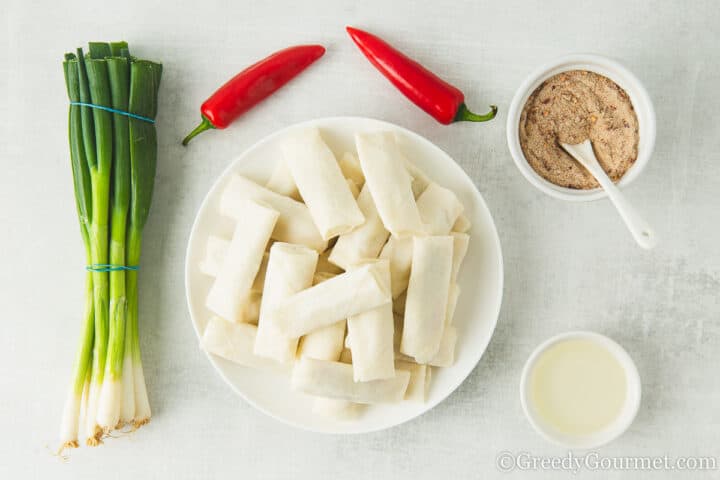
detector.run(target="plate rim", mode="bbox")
[184,116,504,434]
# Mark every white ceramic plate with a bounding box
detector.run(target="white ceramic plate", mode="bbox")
[185,117,503,433]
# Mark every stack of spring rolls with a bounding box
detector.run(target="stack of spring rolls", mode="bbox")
[199,128,470,419]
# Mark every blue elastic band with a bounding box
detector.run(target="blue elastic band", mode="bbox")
[86,264,140,272]
[70,102,155,124]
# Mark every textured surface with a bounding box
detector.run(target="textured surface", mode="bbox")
[1,0,718,478]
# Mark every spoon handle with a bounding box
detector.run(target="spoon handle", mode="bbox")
[597,175,657,249]
[562,141,658,250]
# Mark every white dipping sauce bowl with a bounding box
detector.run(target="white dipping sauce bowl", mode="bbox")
[506,54,656,201]
[520,331,642,449]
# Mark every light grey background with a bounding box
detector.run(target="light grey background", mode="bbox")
[1,0,718,478]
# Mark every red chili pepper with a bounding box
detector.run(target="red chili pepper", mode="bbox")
[182,45,326,145]
[346,27,496,125]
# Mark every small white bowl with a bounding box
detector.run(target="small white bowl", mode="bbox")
[520,331,642,449]
[506,54,656,201]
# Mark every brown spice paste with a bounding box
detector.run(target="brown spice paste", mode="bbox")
[519,70,639,189]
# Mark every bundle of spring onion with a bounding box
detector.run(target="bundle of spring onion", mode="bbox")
[59,41,162,451]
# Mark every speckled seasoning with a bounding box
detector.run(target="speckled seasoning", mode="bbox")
[519,70,639,189]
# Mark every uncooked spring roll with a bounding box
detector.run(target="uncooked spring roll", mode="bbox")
[266,160,301,200]
[282,128,364,239]
[297,320,346,362]
[220,175,327,252]
[451,232,469,282]
[416,183,464,235]
[396,361,432,402]
[206,201,278,323]
[329,185,390,270]
[401,236,454,363]
[428,326,457,368]
[199,237,269,292]
[312,394,361,420]
[445,283,460,325]
[270,261,391,338]
[199,235,229,277]
[201,317,279,370]
[393,314,456,367]
[452,213,471,233]
[356,132,423,237]
[292,357,410,404]
[345,262,395,381]
[347,302,395,381]
[198,234,263,324]
[254,243,318,363]
[338,152,365,188]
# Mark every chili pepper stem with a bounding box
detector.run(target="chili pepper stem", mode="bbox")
[454,103,498,123]
[182,117,215,145]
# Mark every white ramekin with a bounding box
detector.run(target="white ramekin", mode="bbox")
[520,331,642,449]
[506,54,656,201]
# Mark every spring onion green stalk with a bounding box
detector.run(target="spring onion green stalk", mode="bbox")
[96,53,131,432]
[82,48,114,445]
[59,42,161,452]
[126,59,163,426]
[59,55,96,450]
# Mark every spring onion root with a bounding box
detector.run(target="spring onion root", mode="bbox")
[59,42,161,453]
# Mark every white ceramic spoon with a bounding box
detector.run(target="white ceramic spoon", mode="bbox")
[561,140,657,249]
